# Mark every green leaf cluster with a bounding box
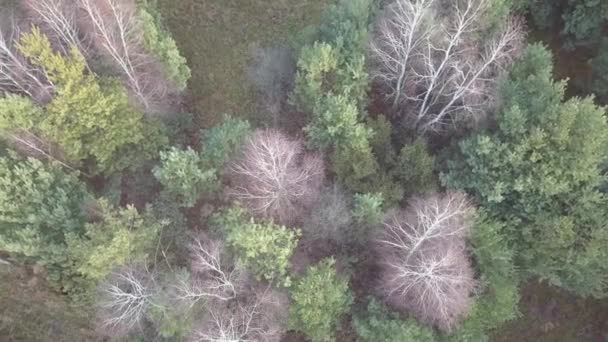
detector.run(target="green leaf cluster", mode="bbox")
[352,192,383,226]
[153,146,218,207]
[66,199,163,282]
[214,206,300,285]
[288,258,353,342]
[0,152,90,286]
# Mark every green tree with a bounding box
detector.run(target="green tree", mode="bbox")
[517,0,608,46]
[137,0,191,90]
[199,115,251,168]
[444,44,608,297]
[0,152,90,287]
[288,258,353,342]
[17,27,166,174]
[66,200,163,283]
[352,192,384,226]
[214,207,300,285]
[447,214,520,342]
[354,299,435,342]
[153,147,218,207]
[292,0,380,197]
[395,139,437,195]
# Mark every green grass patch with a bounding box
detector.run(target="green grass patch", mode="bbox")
[157,0,328,127]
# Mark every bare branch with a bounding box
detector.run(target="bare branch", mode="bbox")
[370,0,525,133]
[377,191,477,333]
[0,23,53,103]
[172,235,239,305]
[21,0,91,65]
[191,284,288,342]
[78,0,169,113]
[3,128,79,173]
[97,266,154,337]
[228,129,325,224]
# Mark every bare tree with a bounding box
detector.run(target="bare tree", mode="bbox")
[228,129,325,224]
[78,0,169,113]
[97,266,154,337]
[0,23,53,103]
[370,0,524,133]
[21,0,91,64]
[376,191,477,333]
[172,235,241,306]
[191,285,288,342]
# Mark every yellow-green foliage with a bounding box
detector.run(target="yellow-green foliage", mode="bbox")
[67,199,164,281]
[0,94,44,131]
[17,27,166,174]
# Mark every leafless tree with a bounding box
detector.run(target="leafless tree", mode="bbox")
[229,129,325,224]
[97,266,154,337]
[78,0,169,113]
[0,23,53,103]
[21,0,91,64]
[191,284,288,342]
[302,183,353,242]
[370,0,524,133]
[376,191,477,333]
[172,235,241,306]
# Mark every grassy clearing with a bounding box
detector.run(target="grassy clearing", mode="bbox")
[0,265,96,341]
[156,0,328,127]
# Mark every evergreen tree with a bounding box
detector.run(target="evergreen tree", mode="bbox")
[444,44,608,297]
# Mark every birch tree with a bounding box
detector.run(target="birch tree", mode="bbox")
[377,191,477,332]
[229,129,325,224]
[370,0,524,133]
[78,0,168,112]
[21,0,90,63]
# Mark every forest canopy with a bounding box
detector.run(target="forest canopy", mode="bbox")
[1,0,607,341]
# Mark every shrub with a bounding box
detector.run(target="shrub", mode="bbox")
[288,258,353,342]
[153,146,218,207]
